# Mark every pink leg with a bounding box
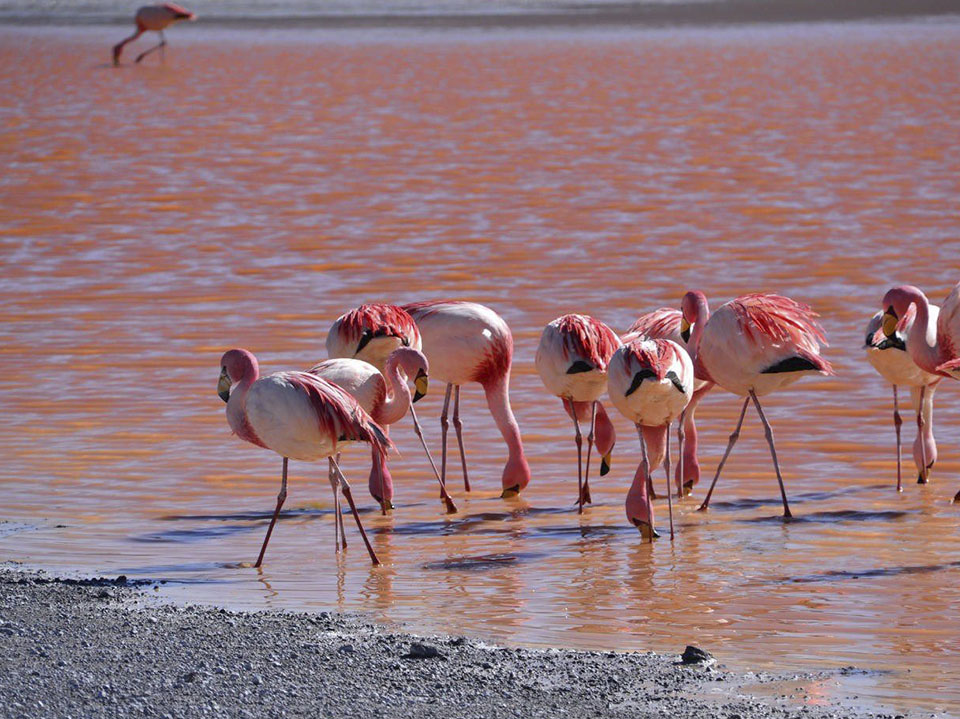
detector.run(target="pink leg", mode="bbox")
[698,396,750,512]
[409,406,457,513]
[452,385,471,492]
[664,422,675,540]
[135,30,167,64]
[916,384,928,484]
[749,390,792,519]
[439,383,452,490]
[255,457,288,568]
[112,27,143,65]
[677,409,686,499]
[581,401,597,506]
[330,458,380,566]
[893,385,903,492]
[568,402,584,514]
[637,425,655,543]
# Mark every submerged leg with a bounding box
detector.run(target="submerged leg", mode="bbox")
[255,457,288,568]
[893,384,903,492]
[664,422,675,540]
[452,385,471,492]
[916,384,928,484]
[328,458,340,552]
[677,409,686,499]
[698,396,750,512]
[439,383,452,490]
[330,457,380,566]
[749,390,792,518]
[409,406,457,513]
[637,426,655,543]
[581,401,597,506]
[569,402,584,515]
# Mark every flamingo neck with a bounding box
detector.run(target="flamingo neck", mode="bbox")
[905,292,943,374]
[483,374,531,492]
[375,353,412,426]
[688,294,711,380]
[226,369,264,447]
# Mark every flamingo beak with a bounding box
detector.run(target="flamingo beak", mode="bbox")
[600,451,612,476]
[632,518,660,542]
[217,368,231,403]
[413,370,429,403]
[680,318,692,344]
[500,484,521,498]
[882,307,899,338]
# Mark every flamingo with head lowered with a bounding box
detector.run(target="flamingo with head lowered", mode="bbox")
[607,337,694,541]
[681,291,834,518]
[535,314,621,514]
[402,300,531,498]
[880,282,960,502]
[864,304,941,491]
[218,349,390,567]
[113,3,196,66]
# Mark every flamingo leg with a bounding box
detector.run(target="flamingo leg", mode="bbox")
[452,385,471,492]
[570,404,584,514]
[112,27,144,65]
[409,405,457,513]
[916,384,928,484]
[439,383,453,489]
[637,425,655,544]
[664,422,675,541]
[677,410,686,499]
[749,390,792,519]
[327,458,346,552]
[698,396,750,512]
[581,401,597,507]
[135,30,167,64]
[892,385,903,492]
[254,457,288,568]
[330,457,380,566]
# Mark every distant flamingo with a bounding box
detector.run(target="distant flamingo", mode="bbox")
[309,347,458,514]
[218,348,390,566]
[864,305,941,490]
[682,291,834,517]
[625,308,714,497]
[402,300,531,497]
[607,337,694,541]
[325,303,446,499]
[112,3,196,66]
[881,282,960,503]
[535,314,621,513]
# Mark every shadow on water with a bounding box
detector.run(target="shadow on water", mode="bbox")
[382,506,573,537]
[159,507,337,522]
[132,524,267,543]
[708,483,890,511]
[423,551,547,572]
[760,560,960,586]
[740,509,911,525]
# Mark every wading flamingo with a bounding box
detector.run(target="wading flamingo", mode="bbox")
[309,347,458,515]
[402,300,531,497]
[113,3,195,66]
[881,282,960,502]
[218,348,390,567]
[326,303,445,498]
[535,314,621,513]
[625,308,715,497]
[682,291,833,517]
[607,337,694,541]
[864,305,941,490]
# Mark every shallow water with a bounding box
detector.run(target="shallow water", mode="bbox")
[1,21,959,716]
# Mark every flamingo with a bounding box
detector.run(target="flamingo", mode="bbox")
[682,291,834,517]
[864,305,941,490]
[218,348,390,567]
[402,300,531,497]
[309,347,458,514]
[112,3,196,66]
[880,282,960,502]
[607,337,694,541]
[625,308,715,497]
[535,314,621,513]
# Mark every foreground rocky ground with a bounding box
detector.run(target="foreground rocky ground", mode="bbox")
[0,566,897,719]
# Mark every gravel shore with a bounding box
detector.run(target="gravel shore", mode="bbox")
[0,566,895,719]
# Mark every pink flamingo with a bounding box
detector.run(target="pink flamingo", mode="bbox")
[864,305,941,490]
[607,337,694,541]
[309,347,458,515]
[880,282,960,502]
[218,348,389,567]
[682,292,834,517]
[112,3,196,66]
[402,300,531,497]
[535,314,621,513]
[625,308,715,497]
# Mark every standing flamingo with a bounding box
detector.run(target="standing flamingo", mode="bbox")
[402,300,531,497]
[607,337,694,541]
[309,347,458,514]
[880,282,960,502]
[218,348,390,566]
[112,3,196,66]
[625,308,714,497]
[682,291,834,517]
[864,305,941,490]
[535,314,621,513]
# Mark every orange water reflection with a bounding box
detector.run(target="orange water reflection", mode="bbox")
[1,22,959,715]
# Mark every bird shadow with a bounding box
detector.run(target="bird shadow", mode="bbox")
[739,509,911,525]
[422,551,548,573]
[755,560,960,586]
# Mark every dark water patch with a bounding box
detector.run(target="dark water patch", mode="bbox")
[422,552,546,573]
[380,519,522,537]
[159,508,332,522]
[532,524,640,539]
[117,562,237,574]
[131,524,263,543]
[762,560,960,586]
[708,483,889,511]
[740,509,909,525]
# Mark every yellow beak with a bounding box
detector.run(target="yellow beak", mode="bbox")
[600,451,612,476]
[882,309,899,338]
[413,373,429,403]
[217,368,231,403]
[680,317,692,343]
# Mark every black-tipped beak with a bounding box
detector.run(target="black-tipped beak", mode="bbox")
[680,318,692,344]
[600,452,612,476]
[631,518,660,541]
[413,370,428,403]
[217,369,231,403]
[500,484,521,498]
[218,389,230,403]
[882,307,899,339]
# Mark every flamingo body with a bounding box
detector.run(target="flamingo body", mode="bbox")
[112,3,195,66]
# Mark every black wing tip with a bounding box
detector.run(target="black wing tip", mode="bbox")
[566,360,595,375]
[761,356,821,374]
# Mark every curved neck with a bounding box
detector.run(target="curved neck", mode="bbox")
[483,373,531,491]
[905,294,943,374]
[688,295,711,379]
[376,354,412,426]
[226,369,264,447]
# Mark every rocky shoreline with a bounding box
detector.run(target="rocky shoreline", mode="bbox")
[0,565,904,719]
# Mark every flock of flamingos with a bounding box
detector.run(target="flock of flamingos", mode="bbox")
[217,283,960,568]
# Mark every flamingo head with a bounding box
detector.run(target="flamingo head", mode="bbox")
[369,455,394,515]
[499,455,531,498]
[218,348,258,402]
[625,465,658,542]
[881,285,925,339]
[389,347,430,403]
[680,290,709,343]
